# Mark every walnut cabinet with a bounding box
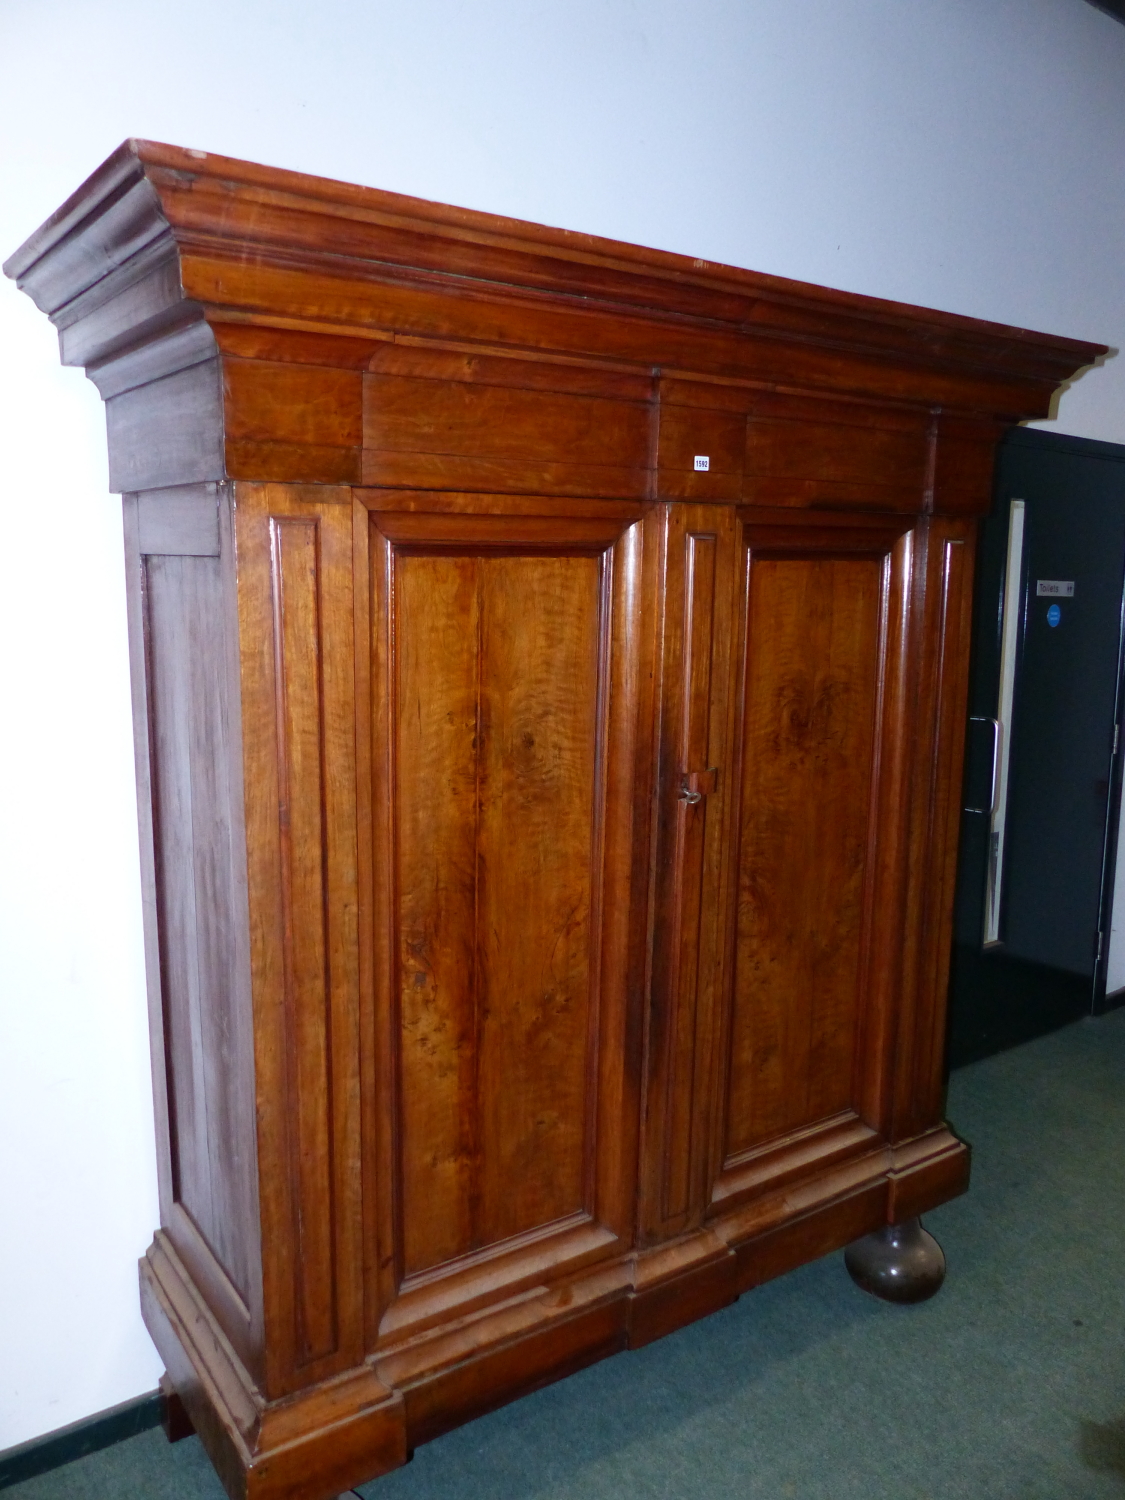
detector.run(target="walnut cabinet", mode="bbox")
[5,142,1102,1500]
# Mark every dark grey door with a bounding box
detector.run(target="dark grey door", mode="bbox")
[950,426,1125,1064]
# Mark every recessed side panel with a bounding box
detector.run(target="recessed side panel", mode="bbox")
[136,504,260,1367]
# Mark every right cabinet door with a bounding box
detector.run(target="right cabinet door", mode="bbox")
[643,502,968,1243]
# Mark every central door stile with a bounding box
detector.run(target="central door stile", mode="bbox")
[639,502,738,1244]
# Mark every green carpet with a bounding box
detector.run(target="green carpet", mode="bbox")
[10,1009,1125,1500]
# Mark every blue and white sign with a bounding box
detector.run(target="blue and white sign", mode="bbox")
[1047,603,1061,627]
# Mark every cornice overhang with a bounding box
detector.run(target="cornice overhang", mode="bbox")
[4,139,1108,499]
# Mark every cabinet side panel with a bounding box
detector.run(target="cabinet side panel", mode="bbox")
[395,552,603,1276]
[142,551,258,1316]
[726,554,883,1155]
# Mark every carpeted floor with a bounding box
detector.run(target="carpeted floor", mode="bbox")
[9,1009,1125,1500]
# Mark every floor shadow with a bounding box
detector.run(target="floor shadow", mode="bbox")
[1081,1413,1125,1482]
[356,1252,923,1500]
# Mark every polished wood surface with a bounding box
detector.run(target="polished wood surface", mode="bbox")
[395,549,601,1268]
[365,493,646,1365]
[730,548,886,1152]
[6,141,1105,1500]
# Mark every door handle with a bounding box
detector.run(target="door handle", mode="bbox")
[964,716,1000,816]
[679,768,718,805]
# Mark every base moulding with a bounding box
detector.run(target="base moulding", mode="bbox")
[143,1130,968,1500]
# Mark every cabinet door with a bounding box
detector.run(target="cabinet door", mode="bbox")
[712,508,910,1211]
[362,495,650,1349]
[709,506,969,1216]
[643,503,974,1237]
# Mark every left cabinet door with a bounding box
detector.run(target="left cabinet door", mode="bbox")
[362,494,653,1365]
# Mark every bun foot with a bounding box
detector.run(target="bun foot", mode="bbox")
[844,1217,946,1304]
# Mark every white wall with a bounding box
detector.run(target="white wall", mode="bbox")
[3,0,1125,1451]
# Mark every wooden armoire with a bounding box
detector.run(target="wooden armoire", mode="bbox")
[6,142,1101,1500]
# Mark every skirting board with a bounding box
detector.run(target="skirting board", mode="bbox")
[0,1392,162,1491]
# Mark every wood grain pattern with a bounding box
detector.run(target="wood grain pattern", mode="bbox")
[9,139,1102,510]
[366,341,654,403]
[367,498,649,1352]
[395,551,603,1274]
[267,516,338,1362]
[363,372,650,498]
[640,504,737,1241]
[223,359,364,486]
[662,527,719,1216]
[890,521,978,1141]
[235,484,363,1398]
[57,239,185,370]
[656,406,745,501]
[726,549,884,1155]
[744,410,929,511]
[178,245,1060,421]
[141,549,257,1325]
[225,360,363,449]
[106,361,224,493]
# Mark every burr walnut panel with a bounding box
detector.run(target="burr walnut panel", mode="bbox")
[393,551,603,1274]
[726,550,885,1156]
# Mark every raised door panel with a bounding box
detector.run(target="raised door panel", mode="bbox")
[366,499,648,1346]
[396,551,599,1270]
[729,553,879,1145]
[710,510,916,1213]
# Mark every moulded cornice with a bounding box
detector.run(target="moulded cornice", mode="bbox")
[6,138,1104,397]
[4,140,1108,501]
